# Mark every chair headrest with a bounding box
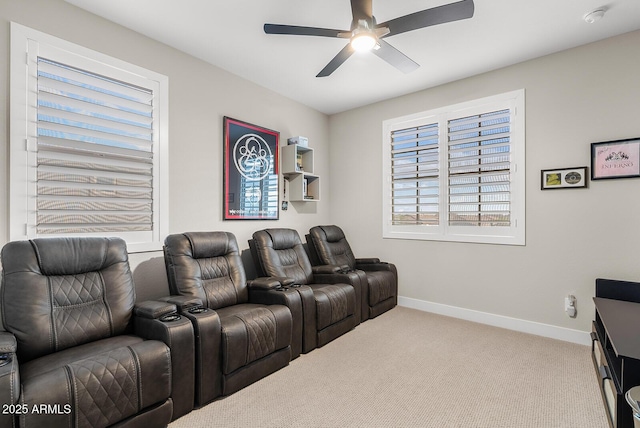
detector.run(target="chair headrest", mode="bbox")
[29,237,126,276]
[255,228,301,250]
[184,232,238,259]
[318,225,345,243]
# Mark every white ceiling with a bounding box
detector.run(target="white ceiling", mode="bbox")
[64,0,640,115]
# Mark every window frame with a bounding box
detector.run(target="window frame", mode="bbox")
[9,22,169,253]
[382,90,525,246]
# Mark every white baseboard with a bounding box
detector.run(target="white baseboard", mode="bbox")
[398,296,592,346]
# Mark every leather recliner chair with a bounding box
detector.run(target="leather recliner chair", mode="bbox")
[250,228,359,350]
[307,225,398,320]
[163,231,296,400]
[0,237,196,428]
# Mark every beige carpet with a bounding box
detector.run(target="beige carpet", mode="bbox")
[169,306,608,428]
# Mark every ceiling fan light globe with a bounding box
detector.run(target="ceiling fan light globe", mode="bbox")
[351,33,377,52]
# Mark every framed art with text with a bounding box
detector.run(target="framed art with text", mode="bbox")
[223,117,279,220]
[541,166,588,190]
[591,137,640,180]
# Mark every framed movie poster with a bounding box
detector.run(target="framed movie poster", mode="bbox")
[591,137,640,180]
[223,117,279,220]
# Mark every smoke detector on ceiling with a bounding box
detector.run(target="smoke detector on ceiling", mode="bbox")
[583,8,606,24]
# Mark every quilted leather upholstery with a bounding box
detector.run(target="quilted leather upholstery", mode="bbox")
[251,229,314,284]
[163,231,293,397]
[308,225,398,320]
[20,338,170,428]
[164,231,248,309]
[1,238,135,363]
[252,228,357,347]
[309,226,357,269]
[367,271,396,306]
[311,284,354,330]
[216,304,291,374]
[0,237,176,428]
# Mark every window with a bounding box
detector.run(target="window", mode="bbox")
[10,23,168,252]
[382,90,525,245]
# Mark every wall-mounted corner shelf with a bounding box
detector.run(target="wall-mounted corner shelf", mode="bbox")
[281,144,320,202]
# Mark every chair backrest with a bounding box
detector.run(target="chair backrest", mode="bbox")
[0,237,136,363]
[164,231,248,309]
[308,225,356,269]
[251,229,313,285]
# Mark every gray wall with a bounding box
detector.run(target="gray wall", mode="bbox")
[0,0,331,301]
[2,0,640,336]
[328,29,640,334]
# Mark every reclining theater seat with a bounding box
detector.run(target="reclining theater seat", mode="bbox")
[251,228,358,349]
[0,237,196,428]
[163,231,294,399]
[308,225,398,320]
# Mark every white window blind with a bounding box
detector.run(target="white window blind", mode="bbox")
[10,23,168,252]
[36,58,155,234]
[391,123,439,225]
[447,109,511,227]
[382,90,525,245]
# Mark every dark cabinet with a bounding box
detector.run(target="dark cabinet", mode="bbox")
[591,278,640,428]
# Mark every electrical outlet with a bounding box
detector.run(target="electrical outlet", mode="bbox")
[564,294,577,318]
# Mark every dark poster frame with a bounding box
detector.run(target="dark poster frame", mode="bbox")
[223,117,279,220]
[591,137,640,180]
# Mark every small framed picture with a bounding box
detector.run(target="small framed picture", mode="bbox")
[541,167,588,190]
[591,137,640,180]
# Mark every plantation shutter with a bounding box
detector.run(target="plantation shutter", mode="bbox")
[390,123,439,225]
[36,57,154,234]
[447,109,511,227]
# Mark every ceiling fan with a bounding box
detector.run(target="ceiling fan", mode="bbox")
[264,0,475,77]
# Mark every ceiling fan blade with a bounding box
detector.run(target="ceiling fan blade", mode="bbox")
[316,44,355,77]
[264,23,347,38]
[350,0,373,24]
[377,0,475,37]
[372,39,419,74]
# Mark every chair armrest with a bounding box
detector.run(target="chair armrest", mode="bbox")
[154,297,221,405]
[253,276,303,288]
[134,300,179,321]
[248,277,284,290]
[275,277,297,287]
[173,304,221,406]
[133,300,195,420]
[312,265,342,274]
[355,260,396,274]
[0,332,17,354]
[355,257,381,264]
[156,295,204,312]
[313,271,362,286]
[0,332,19,428]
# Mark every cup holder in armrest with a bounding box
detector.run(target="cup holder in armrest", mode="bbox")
[0,354,12,367]
[187,306,207,314]
[160,313,181,322]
